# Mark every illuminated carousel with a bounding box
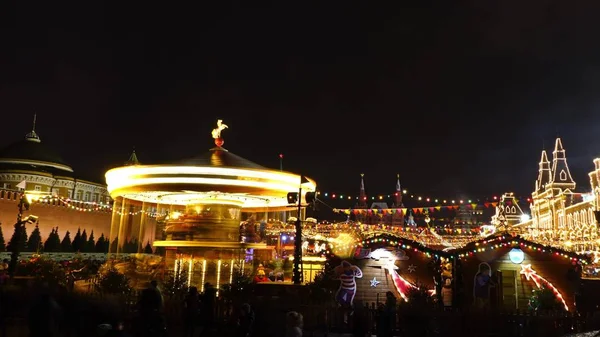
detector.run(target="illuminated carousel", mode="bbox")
[105,120,316,290]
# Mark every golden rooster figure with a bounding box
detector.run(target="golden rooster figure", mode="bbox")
[212,119,228,147]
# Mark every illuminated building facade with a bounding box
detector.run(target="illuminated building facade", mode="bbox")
[352,174,405,226]
[0,117,112,240]
[517,138,600,252]
[0,116,110,203]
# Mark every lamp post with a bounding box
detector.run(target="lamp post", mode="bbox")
[8,192,36,279]
[293,183,303,285]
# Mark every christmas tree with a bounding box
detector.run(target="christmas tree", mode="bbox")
[86,230,95,252]
[27,223,42,252]
[72,228,83,252]
[0,223,5,252]
[7,222,28,252]
[60,231,73,252]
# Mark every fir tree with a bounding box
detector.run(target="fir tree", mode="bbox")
[109,237,119,253]
[96,233,106,253]
[60,230,73,252]
[86,230,95,252]
[143,241,153,254]
[27,223,42,253]
[43,228,55,252]
[7,222,28,253]
[72,228,82,252]
[123,238,139,253]
[50,227,62,252]
[0,223,5,252]
[81,229,88,249]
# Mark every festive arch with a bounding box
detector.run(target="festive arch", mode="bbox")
[360,233,453,259]
[452,234,591,264]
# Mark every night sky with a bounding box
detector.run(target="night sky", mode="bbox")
[1,2,600,204]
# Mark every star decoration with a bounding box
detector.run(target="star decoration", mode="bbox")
[370,277,380,287]
[520,264,537,281]
[407,264,417,273]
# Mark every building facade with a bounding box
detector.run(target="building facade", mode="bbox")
[0,118,111,203]
[0,118,113,242]
[517,138,600,252]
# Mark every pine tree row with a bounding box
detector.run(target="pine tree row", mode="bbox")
[0,223,154,254]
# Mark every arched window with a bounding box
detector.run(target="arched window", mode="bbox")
[560,170,567,181]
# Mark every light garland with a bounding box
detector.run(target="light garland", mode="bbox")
[454,234,590,264]
[334,203,503,215]
[33,195,112,213]
[360,235,454,259]
[520,264,569,311]
[31,195,166,217]
[318,191,532,205]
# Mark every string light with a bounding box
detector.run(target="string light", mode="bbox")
[454,234,590,264]
[317,191,531,204]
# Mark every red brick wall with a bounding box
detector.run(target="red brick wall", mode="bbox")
[0,198,111,242]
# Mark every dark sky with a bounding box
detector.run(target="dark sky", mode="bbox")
[1,2,600,204]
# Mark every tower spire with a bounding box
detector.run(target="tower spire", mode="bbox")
[535,150,551,192]
[394,174,403,207]
[357,173,367,208]
[548,138,575,190]
[25,113,41,143]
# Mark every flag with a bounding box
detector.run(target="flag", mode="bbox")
[16,180,26,190]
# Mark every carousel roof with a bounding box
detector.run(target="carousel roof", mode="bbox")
[173,147,265,170]
[105,120,316,211]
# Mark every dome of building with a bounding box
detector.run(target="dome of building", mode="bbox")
[0,117,73,173]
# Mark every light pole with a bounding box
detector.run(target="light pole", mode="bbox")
[8,193,38,279]
[293,183,303,285]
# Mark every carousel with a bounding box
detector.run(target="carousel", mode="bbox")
[105,120,317,290]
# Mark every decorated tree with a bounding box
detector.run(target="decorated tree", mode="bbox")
[98,266,132,295]
[143,241,153,254]
[163,259,188,298]
[26,223,42,252]
[0,224,5,252]
[72,228,83,252]
[60,231,73,252]
[7,222,28,252]
[529,284,566,312]
[85,230,95,252]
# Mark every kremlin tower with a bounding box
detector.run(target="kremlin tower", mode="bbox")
[356,173,368,208]
[392,174,405,226]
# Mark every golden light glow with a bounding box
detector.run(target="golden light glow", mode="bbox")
[201,260,207,292]
[187,257,193,287]
[216,259,222,297]
[105,165,316,209]
[229,259,234,283]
